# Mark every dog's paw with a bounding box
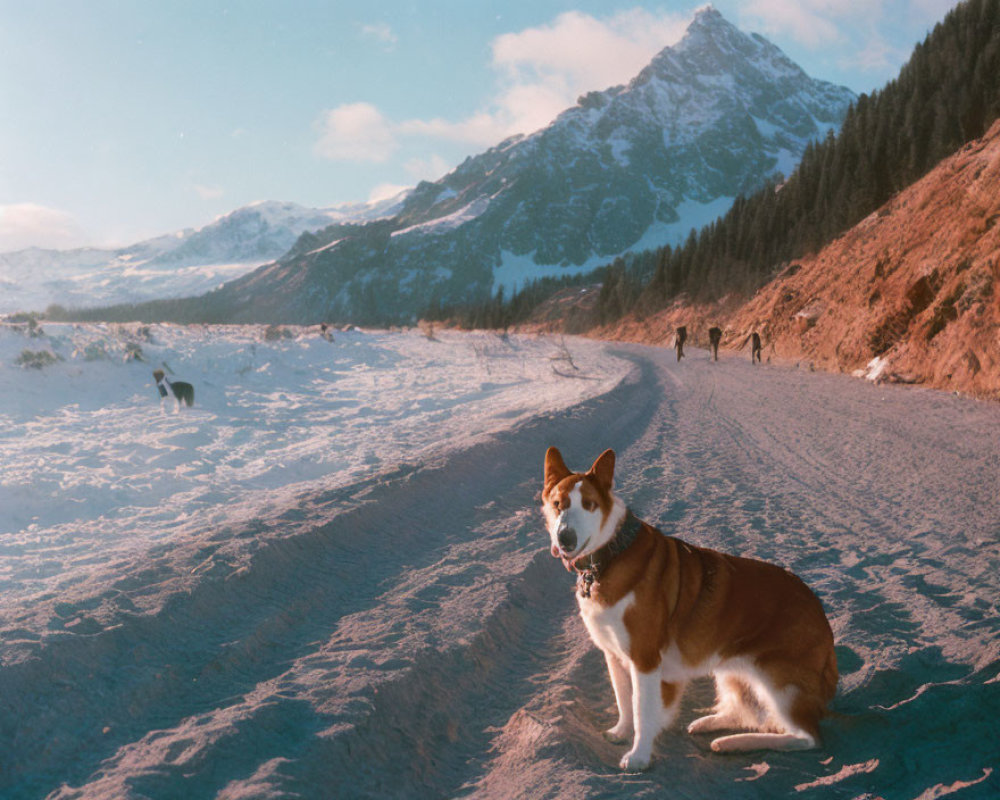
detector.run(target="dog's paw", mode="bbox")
[603,725,630,744]
[688,713,727,734]
[619,749,651,772]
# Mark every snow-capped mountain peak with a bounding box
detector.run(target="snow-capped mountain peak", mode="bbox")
[187,7,854,325]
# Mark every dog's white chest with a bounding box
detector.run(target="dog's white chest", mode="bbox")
[578,592,633,661]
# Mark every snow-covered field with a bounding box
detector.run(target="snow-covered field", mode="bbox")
[0,323,625,640]
[1,324,997,799]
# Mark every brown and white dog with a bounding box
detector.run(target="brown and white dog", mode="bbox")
[542,447,837,772]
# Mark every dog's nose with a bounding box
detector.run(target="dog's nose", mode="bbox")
[557,525,577,552]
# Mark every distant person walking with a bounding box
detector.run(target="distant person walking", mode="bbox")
[708,326,722,361]
[674,326,687,362]
[751,331,762,364]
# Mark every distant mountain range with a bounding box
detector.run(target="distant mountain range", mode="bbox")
[0,197,406,315]
[15,7,855,324]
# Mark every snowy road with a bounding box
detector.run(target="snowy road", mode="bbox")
[2,339,999,799]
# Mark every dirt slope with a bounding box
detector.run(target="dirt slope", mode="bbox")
[593,119,1000,399]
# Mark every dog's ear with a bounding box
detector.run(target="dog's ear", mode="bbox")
[544,447,571,495]
[587,449,616,491]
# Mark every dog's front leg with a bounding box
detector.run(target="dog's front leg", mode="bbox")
[602,652,632,743]
[619,668,663,771]
[620,671,683,772]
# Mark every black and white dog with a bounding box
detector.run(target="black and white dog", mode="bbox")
[153,369,194,411]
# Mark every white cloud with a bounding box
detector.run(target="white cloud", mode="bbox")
[397,112,509,148]
[492,9,688,99]
[848,33,903,73]
[402,154,453,183]
[193,184,224,200]
[741,0,962,83]
[488,82,575,141]
[361,22,398,51]
[314,102,397,162]
[407,8,690,148]
[0,203,90,251]
[741,0,844,47]
[368,182,411,203]
[314,9,690,161]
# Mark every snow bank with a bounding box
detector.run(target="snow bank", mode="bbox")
[0,322,629,642]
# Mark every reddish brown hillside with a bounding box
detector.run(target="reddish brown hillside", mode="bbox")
[591,120,1000,399]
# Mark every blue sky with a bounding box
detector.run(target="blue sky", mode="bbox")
[0,0,960,251]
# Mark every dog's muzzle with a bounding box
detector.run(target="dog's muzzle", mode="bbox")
[557,524,577,553]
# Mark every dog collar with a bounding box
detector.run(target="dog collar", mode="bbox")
[574,510,643,599]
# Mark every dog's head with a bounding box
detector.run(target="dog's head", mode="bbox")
[152,369,165,383]
[542,447,624,566]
